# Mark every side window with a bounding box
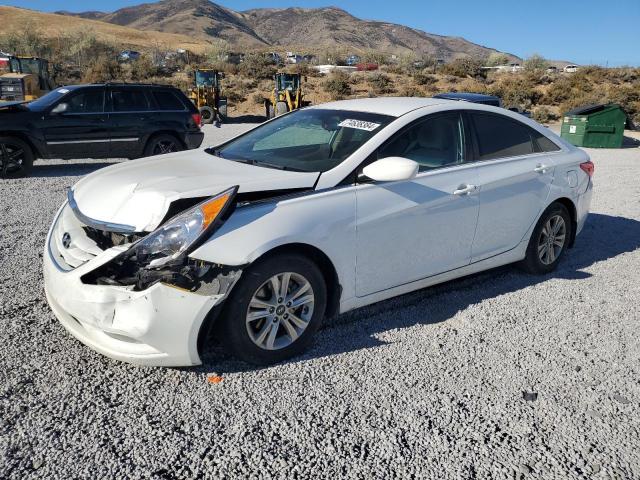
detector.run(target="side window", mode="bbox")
[532,130,561,153]
[111,89,150,112]
[152,90,186,111]
[65,90,104,114]
[471,113,536,160]
[378,113,464,170]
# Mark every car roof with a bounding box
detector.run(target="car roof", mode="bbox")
[433,92,500,102]
[309,97,450,117]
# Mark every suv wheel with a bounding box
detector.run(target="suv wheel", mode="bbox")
[521,202,572,274]
[144,134,184,157]
[218,253,327,365]
[0,136,34,179]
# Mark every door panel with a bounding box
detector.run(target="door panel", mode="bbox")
[355,166,480,297]
[41,88,109,158]
[108,87,152,158]
[472,156,555,261]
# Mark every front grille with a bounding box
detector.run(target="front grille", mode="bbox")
[49,204,104,271]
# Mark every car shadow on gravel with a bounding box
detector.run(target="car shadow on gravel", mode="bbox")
[31,161,121,178]
[197,213,640,373]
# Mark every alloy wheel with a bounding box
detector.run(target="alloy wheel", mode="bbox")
[246,272,315,350]
[153,140,178,155]
[0,142,25,177]
[538,214,566,265]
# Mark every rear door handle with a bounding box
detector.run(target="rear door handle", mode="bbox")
[534,164,549,173]
[453,184,478,196]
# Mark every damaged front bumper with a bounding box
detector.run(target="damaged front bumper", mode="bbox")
[43,205,240,367]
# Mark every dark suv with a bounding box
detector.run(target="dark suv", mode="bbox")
[0,83,204,178]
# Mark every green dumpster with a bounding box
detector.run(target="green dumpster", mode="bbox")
[561,104,627,148]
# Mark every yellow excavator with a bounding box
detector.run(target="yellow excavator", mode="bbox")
[0,56,54,102]
[264,73,308,119]
[187,68,227,124]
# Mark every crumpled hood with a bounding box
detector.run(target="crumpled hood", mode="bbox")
[71,149,319,232]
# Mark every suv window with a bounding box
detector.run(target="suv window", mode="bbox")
[111,89,150,112]
[378,113,464,170]
[152,90,186,111]
[65,89,104,114]
[471,113,545,160]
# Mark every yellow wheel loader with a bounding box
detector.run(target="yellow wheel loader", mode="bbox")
[187,69,227,124]
[0,56,54,102]
[264,73,309,119]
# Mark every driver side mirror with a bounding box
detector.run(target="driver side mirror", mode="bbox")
[51,102,69,115]
[362,157,419,182]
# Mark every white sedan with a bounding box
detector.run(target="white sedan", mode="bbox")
[43,98,594,366]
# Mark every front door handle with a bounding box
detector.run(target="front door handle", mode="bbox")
[453,184,478,196]
[534,164,549,173]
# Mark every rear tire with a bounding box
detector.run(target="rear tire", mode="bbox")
[0,136,34,179]
[200,106,215,124]
[276,101,288,116]
[521,202,572,274]
[143,134,184,157]
[218,253,327,365]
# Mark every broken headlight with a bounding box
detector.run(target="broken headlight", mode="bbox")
[83,186,238,290]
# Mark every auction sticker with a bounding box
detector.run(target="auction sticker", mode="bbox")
[338,119,381,131]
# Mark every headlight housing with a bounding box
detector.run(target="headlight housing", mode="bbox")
[82,186,238,290]
[131,186,237,268]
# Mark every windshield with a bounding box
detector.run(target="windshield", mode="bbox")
[25,87,74,110]
[210,109,393,173]
[196,71,217,87]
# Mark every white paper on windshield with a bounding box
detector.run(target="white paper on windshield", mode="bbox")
[338,119,381,131]
[57,88,70,94]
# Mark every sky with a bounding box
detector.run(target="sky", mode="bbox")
[6,0,640,66]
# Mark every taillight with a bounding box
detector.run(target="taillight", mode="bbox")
[192,113,202,128]
[580,160,594,178]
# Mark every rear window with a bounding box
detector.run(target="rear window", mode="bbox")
[471,113,542,160]
[111,89,150,112]
[152,90,186,111]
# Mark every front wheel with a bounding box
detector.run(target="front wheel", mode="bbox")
[521,202,572,274]
[0,136,34,179]
[218,253,327,365]
[143,134,184,157]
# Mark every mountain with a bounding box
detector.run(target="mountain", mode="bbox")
[0,6,212,53]
[58,0,519,61]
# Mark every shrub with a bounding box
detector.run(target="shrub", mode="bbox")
[82,56,123,83]
[413,72,437,85]
[488,76,541,109]
[238,54,276,80]
[486,52,510,67]
[532,106,558,124]
[440,57,486,79]
[523,54,548,72]
[368,73,393,94]
[323,71,352,100]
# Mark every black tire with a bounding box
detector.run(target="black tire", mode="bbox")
[218,253,327,365]
[143,134,184,157]
[521,202,572,274]
[276,101,288,117]
[0,136,34,179]
[200,106,215,124]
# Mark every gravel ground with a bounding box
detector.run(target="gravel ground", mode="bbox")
[1,123,639,479]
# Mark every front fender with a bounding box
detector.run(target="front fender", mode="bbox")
[189,187,358,301]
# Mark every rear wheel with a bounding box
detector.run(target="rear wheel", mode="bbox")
[276,101,288,116]
[143,134,184,157]
[0,136,34,179]
[200,106,215,124]
[218,253,327,365]
[521,202,572,274]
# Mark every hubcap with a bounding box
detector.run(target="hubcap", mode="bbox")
[246,272,314,351]
[538,214,566,265]
[0,142,25,177]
